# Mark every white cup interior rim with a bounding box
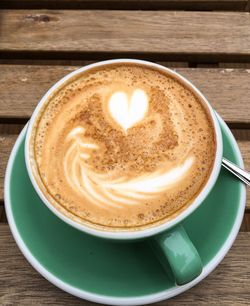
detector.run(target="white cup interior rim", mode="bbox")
[24,59,223,240]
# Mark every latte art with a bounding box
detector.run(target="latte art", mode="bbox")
[64,125,194,209]
[108,89,149,131]
[30,63,216,231]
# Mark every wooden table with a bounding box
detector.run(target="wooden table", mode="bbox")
[1,1,250,304]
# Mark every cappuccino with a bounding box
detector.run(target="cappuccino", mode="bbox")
[29,63,216,231]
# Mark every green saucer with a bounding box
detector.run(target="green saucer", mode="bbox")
[5,115,246,305]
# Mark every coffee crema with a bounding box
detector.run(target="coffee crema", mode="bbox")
[30,63,216,231]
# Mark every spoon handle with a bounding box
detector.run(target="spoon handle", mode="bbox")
[222,158,250,186]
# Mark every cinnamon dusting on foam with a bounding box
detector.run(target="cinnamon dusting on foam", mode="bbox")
[30,63,216,231]
[64,125,194,209]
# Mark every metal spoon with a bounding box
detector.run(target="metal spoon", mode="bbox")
[222,158,250,186]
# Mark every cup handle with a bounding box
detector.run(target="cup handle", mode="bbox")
[150,225,202,285]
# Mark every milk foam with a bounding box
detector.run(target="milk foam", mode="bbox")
[64,125,194,209]
[108,89,149,132]
[31,63,216,231]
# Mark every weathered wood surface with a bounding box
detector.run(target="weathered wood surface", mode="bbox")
[1,2,250,304]
[241,213,250,231]
[0,225,249,305]
[1,65,250,124]
[0,135,17,203]
[1,10,250,60]
[0,0,248,10]
[0,134,249,208]
[0,206,5,222]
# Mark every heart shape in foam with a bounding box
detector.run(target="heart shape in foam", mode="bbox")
[108,89,149,131]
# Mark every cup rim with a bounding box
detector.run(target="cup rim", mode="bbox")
[25,59,223,240]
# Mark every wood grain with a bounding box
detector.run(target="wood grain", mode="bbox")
[232,129,250,140]
[1,10,250,61]
[241,213,250,231]
[1,65,250,124]
[0,135,17,202]
[0,207,7,223]
[0,134,249,208]
[0,206,4,221]
[0,224,249,305]
[0,0,248,10]
[0,124,26,135]
[220,63,250,68]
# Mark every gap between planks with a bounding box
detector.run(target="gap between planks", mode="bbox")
[0,0,249,11]
[3,51,250,65]
[2,60,250,68]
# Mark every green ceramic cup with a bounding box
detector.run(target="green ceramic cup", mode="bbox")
[24,59,223,285]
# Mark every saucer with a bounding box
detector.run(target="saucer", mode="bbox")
[5,115,246,305]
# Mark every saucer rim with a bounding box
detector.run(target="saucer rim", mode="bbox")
[4,115,246,306]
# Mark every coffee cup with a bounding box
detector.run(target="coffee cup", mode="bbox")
[25,59,223,285]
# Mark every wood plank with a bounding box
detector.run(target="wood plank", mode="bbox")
[1,65,250,124]
[240,212,250,231]
[0,224,249,305]
[232,129,250,140]
[0,0,248,11]
[0,134,249,208]
[0,124,26,135]
[0,206,4,222]
[220,63,250,68]
[0,206,7,223]
[0,135,17,202]
[176,68,250,126]
[1,11,250,61]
